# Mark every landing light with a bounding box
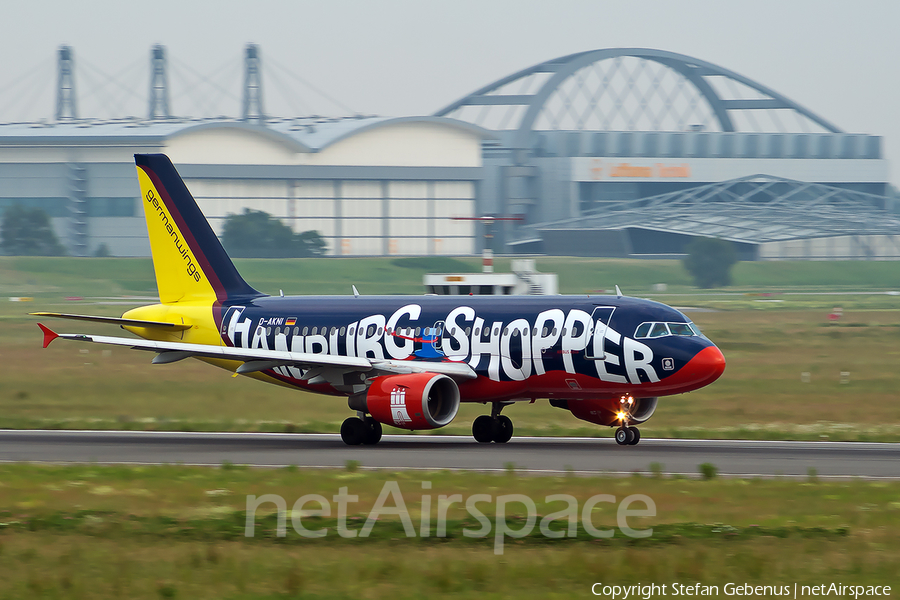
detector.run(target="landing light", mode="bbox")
[616,411,627,421]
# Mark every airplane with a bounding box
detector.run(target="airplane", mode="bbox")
[34,154,725,447]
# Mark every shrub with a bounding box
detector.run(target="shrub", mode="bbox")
[683,237,737,288]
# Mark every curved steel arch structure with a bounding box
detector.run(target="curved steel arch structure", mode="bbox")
[435,48,842,147]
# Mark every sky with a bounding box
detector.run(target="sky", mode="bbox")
[1,0,898,185]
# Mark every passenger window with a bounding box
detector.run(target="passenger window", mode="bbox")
[293,327,299,336]
[266,327,272,335]
[649,323,669,338]
[668,323,693,336]
[311,327,318,335]
[635,323,652,338]
[551,327,557,336]
[377,327,383,336]
[302,327,308,336]
[339,326,346,336]
[473,327,481,337]
[415,327,421,337]
[349,326,355,336]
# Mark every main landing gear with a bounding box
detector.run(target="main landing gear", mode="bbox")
[472,402,514,444]
[340,414,383,446]
[615,426,641,446]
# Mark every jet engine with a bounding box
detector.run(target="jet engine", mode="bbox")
[365,373,460,430]
[551,396,658,426]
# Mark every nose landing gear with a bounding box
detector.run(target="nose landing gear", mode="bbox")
[614,426,640,446]
[614,395,641,446]
[472,402,514,444]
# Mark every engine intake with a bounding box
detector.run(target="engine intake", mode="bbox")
[366,373,460,430]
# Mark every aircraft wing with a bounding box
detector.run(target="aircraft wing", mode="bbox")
[37,323,476,380]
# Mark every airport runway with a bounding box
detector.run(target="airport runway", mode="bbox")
[0,430,898,478]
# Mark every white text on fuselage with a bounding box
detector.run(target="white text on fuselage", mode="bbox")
[223,304,659,384]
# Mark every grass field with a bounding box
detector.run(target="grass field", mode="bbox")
[1,257,900,440]
[1,257,899,597]
[0,463,897,598]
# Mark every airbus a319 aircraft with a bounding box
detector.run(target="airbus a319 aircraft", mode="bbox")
[35,154,725,446]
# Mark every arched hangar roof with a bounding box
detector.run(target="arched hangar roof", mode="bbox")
[0,115,495,152]
[436,48,842,147]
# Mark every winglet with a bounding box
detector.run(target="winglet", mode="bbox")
[352,285,360,298]
[615,285,623,297]
[37,323,59,348]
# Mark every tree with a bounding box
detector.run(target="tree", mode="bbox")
[221,209,327,258]
[1,205,65,256]
[683,237,737,288]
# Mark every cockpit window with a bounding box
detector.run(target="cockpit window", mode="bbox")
[634,321,699,339]
[649,323,669,338]
[634,322,652,338]
[668,323,694,336]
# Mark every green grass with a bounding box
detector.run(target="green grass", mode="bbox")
[2,256,900,440]
[3,307,900,441]
[3,255,899,299]
[0,464,897,597]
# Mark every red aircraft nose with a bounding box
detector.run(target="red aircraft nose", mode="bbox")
[694,345,726,385]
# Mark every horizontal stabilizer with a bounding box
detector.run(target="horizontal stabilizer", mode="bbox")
[30,312,192,331]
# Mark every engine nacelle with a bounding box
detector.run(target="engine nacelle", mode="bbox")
[366,373,460,430]
[552,397,659,427]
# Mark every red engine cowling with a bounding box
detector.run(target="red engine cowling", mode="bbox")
[366,373,460,430]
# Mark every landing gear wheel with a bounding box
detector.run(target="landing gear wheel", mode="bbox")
[627,427,641,446]
[473,415,494,443]
[340,417,367,446]
[615,427,635,446]
[492,415,513,444]
[362,418,382,445]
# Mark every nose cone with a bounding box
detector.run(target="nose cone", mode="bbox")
[694,344,726,386]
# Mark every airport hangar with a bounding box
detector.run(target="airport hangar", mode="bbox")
[0,47,897,260]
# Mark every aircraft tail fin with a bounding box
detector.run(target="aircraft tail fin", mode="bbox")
[134,154,261,304]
